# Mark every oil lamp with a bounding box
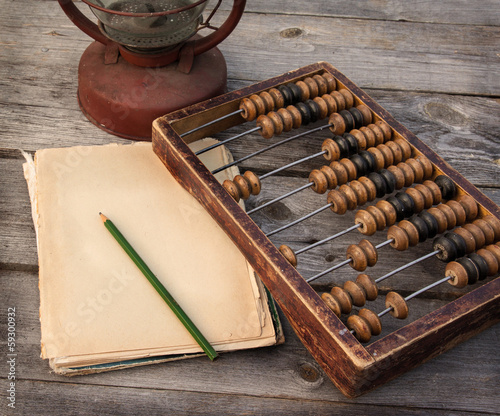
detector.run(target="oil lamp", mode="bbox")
[58,0,246,140]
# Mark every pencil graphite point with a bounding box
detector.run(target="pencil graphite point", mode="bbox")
[99,212,108,222]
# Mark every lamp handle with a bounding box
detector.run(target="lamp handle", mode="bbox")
[57,0,109,45]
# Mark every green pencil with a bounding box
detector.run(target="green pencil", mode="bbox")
[99,213,218,361]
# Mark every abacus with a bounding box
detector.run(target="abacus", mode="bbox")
[152,62,500,398]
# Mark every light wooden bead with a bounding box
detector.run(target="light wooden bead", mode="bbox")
[359,126,376,148]
[347,314,373,343]
[405,187,425,213]
[328,112,346,135]
[356,105,372,125]
[313,74,328,96]
[359,308,382,336]
[313,96,329,119]
[359,239,378,267]
[445,261,469,288]
[356,273,378,301]
[387,225,409,251]
[394,138,412,160]
[244,170,261,195]
[331,286,353,313]
[397,162,415,187]
[414,183,434,209]
[277,108,294,132]
[343,280,367,306]
[330,90,346,111]
[331,161,349,185]
[327,190,348,215]
[268,88,285,108]
[398,220,420,247]
[279,244,297,267]
[416,155,433,179]
[385,291,409,319]
[223,179,241,202]
[376,120,392,141]
[286,105,302,129]
[346,244,368,271]
[387,165,405,190]
[376,144,394,167]
[233,175,252,200]
[437,203,457,229]
[476,248,499,276]
[446,200,467,226]
[386,140,403,164]
[340,158,357,181]
[321,71,337,92]
[463,223,486,250]
[368,123,385,145]
[456,195,479,222]
[304,77,319,98]
[355,210,378,236]
[239,97,257,121]
[294,81,310,101]
[406,158,424,182]
[473,219,495,245]
[259,91,275,112]
[350,129,367,150]
[423,180,442,205]
[322,138,341,162]
[321,165,338,189]
[367,147,385,170]
[427,207,448,234]
[267,111,283,135]
[359,176,378,201]
[367,205,388,230]
[321,292,341,317]
[482,215,500,241]
[486,244,500,263]
[256,115,275,139]
[339,89,355,109]
[376,200,398,226]
[321,94,337,114]
[339,184,358,210]
[309,169,329,194]
[249,94,266,115]
[453,227,477,254]
[350,180,369,206]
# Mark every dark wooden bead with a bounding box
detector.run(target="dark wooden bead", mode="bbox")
[305,99,320,123]
[387,196,406,222]
[333,135,350,159]
[456,257,479,285]
[296,102,311,125]
[468,253,489,281]
[395,191,416,218]
[433,236,459,262]
[343,133,359,156]
[409,215,429,242]
[359,150,376,173]
[287,82,302,103]
[418,210,439,238]
[277,84,293,106]
[349,106,364,129]
[434,175,456,200]
[444,232,467,258]
[339,109,355,132]
[379,169,396,194]
[367,172,387,198]
[350,154,367,177]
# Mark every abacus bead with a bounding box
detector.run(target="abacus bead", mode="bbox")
[321,94,337,114]
[277,85,293,106]
[347,315,372,343]
[476,248,499,276]
[462,223,486,250]
[350,180,369,206]
[339,184,358,210]
[349,107,364,129]
[305,99,320,123]
[368,124,385,145]
[239,97,257,120]
[256,115,275,139]
[395,191,415,217]
[409,215,429,242]
[423,180,442,205]
[482,215,500,240]
[434,175,457,200]
[416,156,433,180]
[468,253,489,280]
[433,236,458,262]
[304,77,319,98]
[359,177,378,201]
[359,150,376,173]
[473,219,495,245]
[418,211,439,238]
[359,239,378,267]
[394,138,412,161]
[287,82,302,102]
[313,74,329,96]
[343,133,359,156]
[376,121,392,141]
[340,158,357,181]
[321,292,341,317]
[259,91,275,112]
[359,308,382,336]
[376,200,398,225]
[330,90,346,111]
[398,220,420,247]
[444,232,467,258]
[379,169,396,194]
[414,183,434,209]
[277,108,294,132]
[268,88,285,108]
[267,111,284,135]
[327,190,348,215]
[397,162,416,188]
[386,140,403,164]
[340,109,355,132]
[428,207,448,234]
[387,165,405,190]
[279,244,297,267]
[387,225,410,251]
[343,280,366,306]
[368,172,387,198]
[320,165,338,189]
[360,126,376,148]
[356,105,372,125]
[233,175,251,200]
[456,195,479,222]
[244,170,261,195]
[294,81,310,101]
[331,161,349,185]
[406,158,424,183]
[296,102,311,125]
[331,286,353,314]
[446,200,467,226]
[350,154,368,177]
[329,113,346,135]
[367,205,387,230]
[346,244,368,271]
[286,105,302,128]
[385,291,409,319]
[333,136,350,159]
[357,274,378,301]
[437,203,457,229]
[405,187,425,213]
[321,72,337,92]
[350,130,367,150]
[250,94,266,115]
[355,210,378,236]
[322,138,341,162]
[376,144,394,167]
[386,196,406,222]
[486,244,500,263]
[339,89,354,109]
[309,169,329,194]
[445,262,469,288]
[313,96,329,119]
[453,227,476,253]
[457,257,479,285]
[223,179,241,202]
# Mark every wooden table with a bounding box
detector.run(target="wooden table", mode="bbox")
[1,1,499,414]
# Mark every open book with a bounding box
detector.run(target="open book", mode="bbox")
[23,140,283,375]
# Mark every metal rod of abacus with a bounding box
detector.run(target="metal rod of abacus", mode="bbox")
[211,124,332,175]
[195,127,261,156]
[181,109,244,138]
[377,275,452,318]
[374,249,440,284]
[260,150,326,180]
[247,182,314,215]
[295,223,362,255]
[306,239,394,283]
[266,203,332,237]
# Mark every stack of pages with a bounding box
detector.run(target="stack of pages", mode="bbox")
[23,140,282,375]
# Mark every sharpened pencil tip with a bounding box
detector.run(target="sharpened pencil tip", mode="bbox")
[99,212,108,222]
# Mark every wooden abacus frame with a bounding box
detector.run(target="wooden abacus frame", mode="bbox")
[152,62,500,398]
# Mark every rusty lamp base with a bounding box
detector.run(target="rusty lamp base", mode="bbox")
[77,41,227,141]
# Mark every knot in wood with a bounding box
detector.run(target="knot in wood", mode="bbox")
[298,362,320,382]
[280,27,304,38]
